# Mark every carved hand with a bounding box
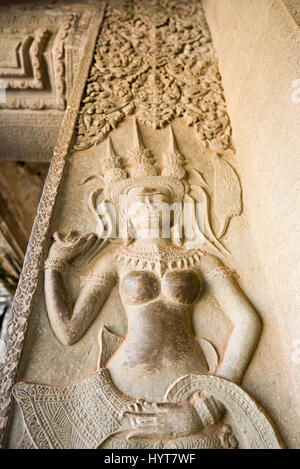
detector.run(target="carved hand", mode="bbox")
[189,391,225,427]
[123,400,202,440]
[47,231,97,264]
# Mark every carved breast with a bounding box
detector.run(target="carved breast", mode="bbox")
[161,270,202,305]
[120,270,201,305]
[120,271,160,304]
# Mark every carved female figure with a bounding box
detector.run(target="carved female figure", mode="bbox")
[13,121,281,449]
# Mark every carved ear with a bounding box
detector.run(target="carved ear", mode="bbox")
[88,188,116,238]
[212,154,242,238]
[88,188,102,224]
[186,168,208,188]
[186,189,230,257]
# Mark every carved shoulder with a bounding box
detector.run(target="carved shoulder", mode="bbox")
[200,253,222,271]
[89,251,118,279]
[199,253,233,285]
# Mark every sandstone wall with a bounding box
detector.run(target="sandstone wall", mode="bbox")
[204,0,300,447]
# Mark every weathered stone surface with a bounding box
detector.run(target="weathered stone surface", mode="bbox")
[0,1,102,162]
[0,0,294,450]
[203,0,300,448]
[0,162,48,291]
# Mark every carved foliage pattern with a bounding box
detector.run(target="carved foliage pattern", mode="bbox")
[75,0,232,151]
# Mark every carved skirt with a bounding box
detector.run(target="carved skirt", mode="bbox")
[13,368,281,449]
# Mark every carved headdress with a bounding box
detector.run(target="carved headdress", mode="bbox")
[86,117,241,257]
[100,118,185,205]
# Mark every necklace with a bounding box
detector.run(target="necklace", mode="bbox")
[113,244,203,276]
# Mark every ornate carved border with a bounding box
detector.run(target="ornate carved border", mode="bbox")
[0,5,106,448]
[165,374,284,449]
[1,28,49,90]
[0,15,75,110]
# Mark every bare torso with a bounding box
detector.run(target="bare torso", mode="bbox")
[107,262,208,400]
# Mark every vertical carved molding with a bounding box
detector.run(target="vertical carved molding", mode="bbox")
[0,6,106,447]
[0,1,284,450]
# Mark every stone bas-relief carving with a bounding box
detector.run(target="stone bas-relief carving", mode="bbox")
[12,120,283,449]
[0,2,102,162]
[0,6,106,445]
[75,0,232,152]
[0,10,73,111]
[0,3,97,110]
[1,0,284,450]
[13,371,281,449]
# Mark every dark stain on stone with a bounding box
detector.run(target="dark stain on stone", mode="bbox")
[120,270,160,304]
[162,270,201,304]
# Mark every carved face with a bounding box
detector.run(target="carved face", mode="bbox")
[127,186,173,239]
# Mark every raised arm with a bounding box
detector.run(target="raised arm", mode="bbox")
[44,231,117,346]
[200,254,262,384]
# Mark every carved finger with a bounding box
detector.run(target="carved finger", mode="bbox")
[82,236,105,265]
[129,416,137,427]
[155,402,177,412]
[53,231,63,243]
[190,391,202,400]
[125,404,136,413]
[72,235,92,249]
[137,399,157,412]
[135,416,157,426]
[134,402,145,413]
[124,401,151,414]
[87,236,102,251]
[123,411,157,419]
[84,234,98,250]
[126,426,163,440]
[86,233,97,242]
[66,230,80,242]
[133,403,139,413]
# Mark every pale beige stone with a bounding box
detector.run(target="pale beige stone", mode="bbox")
[0,0,293,449]
[0,1,102,162]
[203,0,300,448]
